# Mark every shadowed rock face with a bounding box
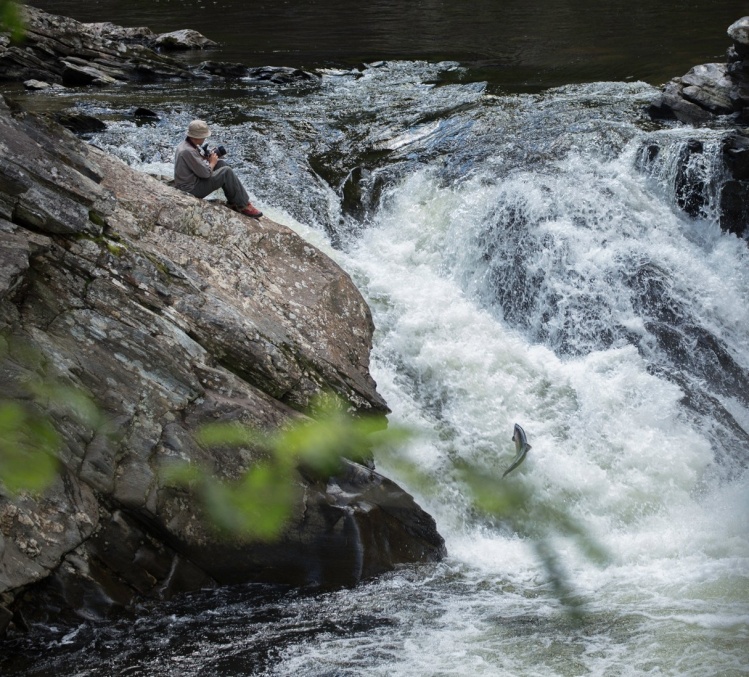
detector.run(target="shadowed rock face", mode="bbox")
[0,94,445,631]
[647,17,749,239]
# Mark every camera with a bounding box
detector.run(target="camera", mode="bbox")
[200,142,227,158]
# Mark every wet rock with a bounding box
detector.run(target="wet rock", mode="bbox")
[247,66,321,84]
[198,60,249,78]
[719,132,749,235]
[648,17,749,240]
[647,81,714,124]
[133,107,160,120]
[719,180,749,236]
[0,6,197,85]
[674,140,708,218]
[723,132,749,179]
[680,63,735,114]
[61,60,118,86]
[649,17,749,123]
[639,143,660,164]
[0,604,12,635]
[728,16,749,57]
[153,29,218,51]
[1,6,320,92]
[22,79,50,90]
[638,132,749,236]
[161,459,445,588]
[52,110,107,135]
[83,21,156,45]
[357,61,387,71]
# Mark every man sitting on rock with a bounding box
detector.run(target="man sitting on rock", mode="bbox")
[174,119,263,218]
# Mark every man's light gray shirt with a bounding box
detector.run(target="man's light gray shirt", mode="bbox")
[174,139,211,192]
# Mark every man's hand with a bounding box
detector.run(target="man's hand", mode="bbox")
[208,152,219,169]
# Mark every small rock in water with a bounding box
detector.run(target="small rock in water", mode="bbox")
[153,29,218,50]
[133,107,160,120]
[357,61,387,71]
[53,111,107,135]
[246,66,320,84]
[728,16,749,56]
[197,61,249,78]
[23,79,51,90]
[84,21,156,44]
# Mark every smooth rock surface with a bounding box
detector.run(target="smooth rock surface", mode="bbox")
[0,6,195,84]
[0,5,318,89]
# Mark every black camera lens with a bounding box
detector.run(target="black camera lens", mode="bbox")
[215,145,227,157]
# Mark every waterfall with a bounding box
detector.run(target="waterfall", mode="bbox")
[8,63,747,677]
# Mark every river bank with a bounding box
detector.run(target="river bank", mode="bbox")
[0,5,444,638]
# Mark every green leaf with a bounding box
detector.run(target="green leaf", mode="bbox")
[195,421,265,448]
[31,382,107,431]
[160,461,202,487]
[180,393,413,543]
[0,1,24,43]
[200,463,297,541]
[0,401,59,495]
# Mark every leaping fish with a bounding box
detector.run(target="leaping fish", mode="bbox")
[502,423,531,478]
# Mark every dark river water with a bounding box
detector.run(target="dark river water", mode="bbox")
[26,0,749,90]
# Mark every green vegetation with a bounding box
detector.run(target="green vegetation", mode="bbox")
[0,340,108,497]
[456,459,607,614]
[167,394,605,613]
[88,210,110,229]
[105,240,125,256]
[0,401,58,495]
[165,394,409,541]
[0,0,24,42]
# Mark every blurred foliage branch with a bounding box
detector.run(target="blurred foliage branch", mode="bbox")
[457,458,607,614]
[379,442,609,617]
[0,336,111,497]
[164,394,410,542]
[0,401,58,495]
[0,0,24,42]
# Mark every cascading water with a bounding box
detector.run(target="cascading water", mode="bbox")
[3,62,747,676]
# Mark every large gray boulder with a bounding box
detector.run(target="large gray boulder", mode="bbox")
[680,63,735,114]
[152,29,218,50]
[648,17,749,125]
[0,96,445,632]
